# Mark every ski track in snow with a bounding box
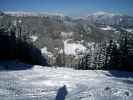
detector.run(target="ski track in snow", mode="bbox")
[0,66,133,100]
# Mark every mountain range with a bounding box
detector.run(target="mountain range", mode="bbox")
[0,11,133,65]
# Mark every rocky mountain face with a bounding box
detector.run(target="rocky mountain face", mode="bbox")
[0,11,133,66]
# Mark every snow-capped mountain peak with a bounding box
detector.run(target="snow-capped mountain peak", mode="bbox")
[88,11,122,17]
[93,11,115,17]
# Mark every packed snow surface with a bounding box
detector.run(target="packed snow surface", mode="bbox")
[0,66,133,100]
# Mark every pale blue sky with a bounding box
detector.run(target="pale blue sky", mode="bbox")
[0,0,133,16]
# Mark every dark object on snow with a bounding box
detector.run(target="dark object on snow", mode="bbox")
[104,86,111,91]
[124,91,130,96]
[55,85,68,100]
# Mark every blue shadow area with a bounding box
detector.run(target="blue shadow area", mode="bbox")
[106,70,133,78]
[0,60,33,71]
[55,85,68,100]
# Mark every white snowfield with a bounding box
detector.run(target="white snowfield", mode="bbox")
[0,66,133,100]
[64,39,87,56]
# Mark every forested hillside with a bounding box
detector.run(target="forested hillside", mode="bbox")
[0,11,133,70]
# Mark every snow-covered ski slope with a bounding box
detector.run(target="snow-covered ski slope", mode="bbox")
[0,66,133,100]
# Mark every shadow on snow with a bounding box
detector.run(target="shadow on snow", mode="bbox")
[55,85,68,100]
[0,60,33,71]
[106,70,133,78]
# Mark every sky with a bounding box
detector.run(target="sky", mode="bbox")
[0,0,133,16]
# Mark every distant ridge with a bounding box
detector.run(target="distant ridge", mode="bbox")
[4,11,64,17]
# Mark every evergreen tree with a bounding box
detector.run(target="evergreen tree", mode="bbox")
[118,29,133,70]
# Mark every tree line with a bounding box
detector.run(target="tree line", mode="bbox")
[0,25,48,66]
[77,28,133,71]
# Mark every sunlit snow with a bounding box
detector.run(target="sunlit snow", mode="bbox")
[125,29,133,33]
[41,47,53,57]
[30,35,38,42]
[0,66,133,100]
[61,32,73,38]
[64,39,87,55]
[100,26,115,31]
